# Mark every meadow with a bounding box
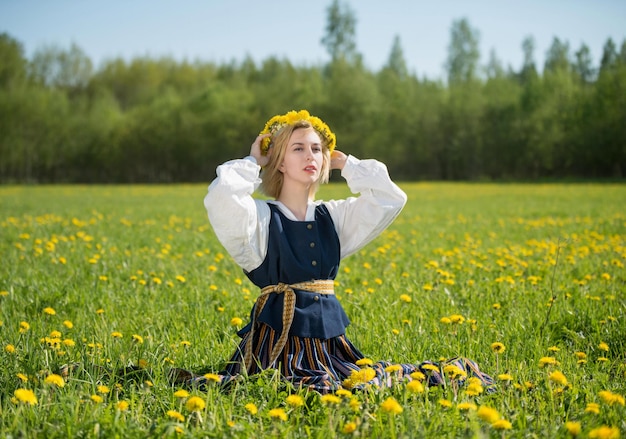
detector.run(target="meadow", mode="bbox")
[1,182,624,438]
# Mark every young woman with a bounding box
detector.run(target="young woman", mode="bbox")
[187,110,493,393]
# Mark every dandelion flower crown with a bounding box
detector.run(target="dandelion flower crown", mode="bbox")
[259,109,336,155]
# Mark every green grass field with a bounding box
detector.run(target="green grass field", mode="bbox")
[1,183,624,438]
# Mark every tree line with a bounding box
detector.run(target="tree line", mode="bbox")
[1,3,625,183]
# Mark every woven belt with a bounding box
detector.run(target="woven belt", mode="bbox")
[243,279,335,373]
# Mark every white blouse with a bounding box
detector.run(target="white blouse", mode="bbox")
[204,155,407,273]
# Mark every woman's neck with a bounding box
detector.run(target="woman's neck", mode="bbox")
[277,187,312,221]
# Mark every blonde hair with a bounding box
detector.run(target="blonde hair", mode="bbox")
[260,121,331,199]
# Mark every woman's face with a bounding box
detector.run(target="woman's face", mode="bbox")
[279,128,324,190]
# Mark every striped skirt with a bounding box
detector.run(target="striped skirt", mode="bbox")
[184,322,495,394]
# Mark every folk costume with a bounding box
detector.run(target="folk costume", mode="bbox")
[186,110,495,394]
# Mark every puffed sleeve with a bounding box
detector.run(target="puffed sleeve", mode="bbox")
[203,157,271,272]
[325,155,407,258]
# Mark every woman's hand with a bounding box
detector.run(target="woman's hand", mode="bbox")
[330,150,347,171]
[250,134,272,167]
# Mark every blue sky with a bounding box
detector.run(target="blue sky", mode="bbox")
[2,0,625,80]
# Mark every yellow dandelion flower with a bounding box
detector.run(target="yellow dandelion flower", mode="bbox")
[497,373,513,381]
[410,371,426,381]
[175,275,186,283]
[492,303,501,310]
[423,283,433,291]
[336,389,352,398]
[342,422,357,434]
[117,401,130,411]
[406,380,425,394]
[230,317,243,326]
[548,371,568,386]
[268,408,287,421]
[564,421,581,436]
[575,351,587,359]
[356,358,373,366]
[438,399,453,408]
[385,364,402,373]
[380,397,403,415]
[97,385,110,394]
[491,419,512,430]
[180,340,191,348]
[167,410,185,422]
[14,388,38,405]
[588,426,620,439]
[185,396,206,412]
[321,394,341,405]
[449,314,465,324]
[50,330,62,338]
[203,373,221,383]
[17,373,28,382]
[132,334,144,344]
[96,309,105,314]
[44,374,65,388]
[19,321,30,333]
[43,307,56,315]
[62,339,75,347]
[548,346,560,352]
[585,403,600,414]
[597,357,609,362]
[245,403,258,415]
[490,342,505,353]
[465,382,484,396]
[598,342,609,352]
[538,356,558,367]
[348,367,376,385]
[5,344,16,354]
[457,402,477,411]
[111,331,123,338]
[421,364,439,372]
[174,426,184,434]
[444,364,467,379]
[598,390,625,406]
[399,294,412,303]
[286,394,304,408]
[477,406,500,423]
[440,317,452,324]
[174,389,189,399]
[90,395,103,404]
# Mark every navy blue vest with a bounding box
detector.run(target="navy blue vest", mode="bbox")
[239,203,350,339]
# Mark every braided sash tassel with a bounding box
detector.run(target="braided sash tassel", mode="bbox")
[243,280,334,373]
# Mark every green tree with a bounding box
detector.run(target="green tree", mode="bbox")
[574,43,594,83]
[0,33,28,89]
[385,35,408,79]
[321,0,360,64]
[29,43,93,91]
[445,18,480,85]
[442,18,483,178]
[544,37,570,73]
[599,38,618,72]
